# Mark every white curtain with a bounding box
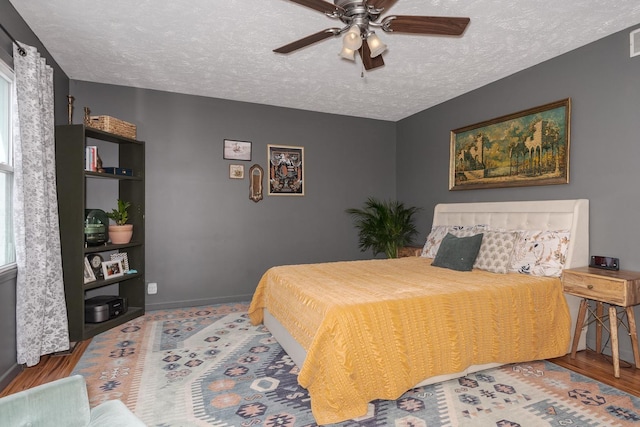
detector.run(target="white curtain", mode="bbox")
[13,43,69,366]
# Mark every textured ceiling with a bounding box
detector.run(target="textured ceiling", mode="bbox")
[10,0,640,121]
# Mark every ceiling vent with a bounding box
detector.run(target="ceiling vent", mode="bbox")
[631,28,640,58]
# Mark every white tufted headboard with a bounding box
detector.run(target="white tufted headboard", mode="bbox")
[432,199,589,269]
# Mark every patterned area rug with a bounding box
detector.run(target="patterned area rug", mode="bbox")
[72,303,640,426]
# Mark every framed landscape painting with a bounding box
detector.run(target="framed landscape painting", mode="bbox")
[450,98,571,190]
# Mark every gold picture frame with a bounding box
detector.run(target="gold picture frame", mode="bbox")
[450,98,570,190]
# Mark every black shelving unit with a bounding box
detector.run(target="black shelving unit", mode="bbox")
[55,124,145,342]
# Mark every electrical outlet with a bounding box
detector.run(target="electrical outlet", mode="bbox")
[148,282,157,294]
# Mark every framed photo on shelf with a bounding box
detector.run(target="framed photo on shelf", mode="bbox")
[110,252,130,272]
[267,144,304,196]
[223,139,252,161]
[83,257,96,284]
[229,164,245,179]
[102,259,124,279]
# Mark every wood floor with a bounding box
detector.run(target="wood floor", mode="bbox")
[0,339,92,398]
[1,343,640,398]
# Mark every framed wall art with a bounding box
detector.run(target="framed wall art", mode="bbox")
[450,98,571,190]
[229,164,244,179]
[268,145,304,196]
[223,139,252,161]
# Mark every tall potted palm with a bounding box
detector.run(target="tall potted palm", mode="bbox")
[346,197,421,258]
[107,199,133,244]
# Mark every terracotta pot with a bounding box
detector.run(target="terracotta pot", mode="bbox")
[109,224,133,244]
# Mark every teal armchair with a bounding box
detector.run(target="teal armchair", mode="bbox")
[0,375,146,426]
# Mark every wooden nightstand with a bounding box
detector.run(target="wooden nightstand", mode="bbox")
[397,246,422,257]
[562,266,640,378]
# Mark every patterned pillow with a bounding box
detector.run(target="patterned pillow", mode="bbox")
[509,230,571,277]
[473,230,519,274]
[421,225,486,258]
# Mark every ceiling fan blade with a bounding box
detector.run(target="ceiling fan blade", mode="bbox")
[359,40,385,71]
[367,0,399,12]
[274,28,341,53]
[384,16,470,36]
[287,0,341,14]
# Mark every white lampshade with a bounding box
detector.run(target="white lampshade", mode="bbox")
[339,46,356,61]
[343,26,362,51]
[367,32,387,58]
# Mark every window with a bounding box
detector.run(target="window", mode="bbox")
[0,59,14,270]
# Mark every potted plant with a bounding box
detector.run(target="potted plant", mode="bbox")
[107,199,133,244]
[346,197,421,258]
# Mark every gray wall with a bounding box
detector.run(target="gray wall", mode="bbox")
[0,0,69,390]
[3,0,639,388]
[69,81,397,309]
[396,24,640,362]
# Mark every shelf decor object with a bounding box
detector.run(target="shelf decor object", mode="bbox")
[87,115,137,139]
[107,199,133,244]
[111,252,130,272]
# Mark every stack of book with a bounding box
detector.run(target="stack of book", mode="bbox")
[85,146,98,171]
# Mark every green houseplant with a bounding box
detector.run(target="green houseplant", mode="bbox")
[346,197,421,258]
[107,199,133,244]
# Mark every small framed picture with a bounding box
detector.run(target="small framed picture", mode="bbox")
[102,259,124,279]
[84,257,96,284]
[223,139,252,161]
[229,164,244,179]
[110,252,130,272]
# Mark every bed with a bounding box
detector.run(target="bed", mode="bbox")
[248,199,589,424]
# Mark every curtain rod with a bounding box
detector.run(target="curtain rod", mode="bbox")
[0,22,26,56]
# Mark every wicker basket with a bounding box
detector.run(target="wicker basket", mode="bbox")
[87,115,137,140]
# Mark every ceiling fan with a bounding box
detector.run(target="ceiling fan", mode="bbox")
[274,0,470,71]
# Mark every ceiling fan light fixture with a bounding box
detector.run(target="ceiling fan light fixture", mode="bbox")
[366,32,387,58]
[343,25,363,51]
[339,46,356,60]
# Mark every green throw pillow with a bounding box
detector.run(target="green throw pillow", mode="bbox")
[432,232,484,271]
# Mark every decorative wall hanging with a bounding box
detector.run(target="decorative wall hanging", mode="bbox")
[249,164,264,203]
[229,164,244,179]
[224,139,252,161]
[450,98,570,190]
[268,145,304,196]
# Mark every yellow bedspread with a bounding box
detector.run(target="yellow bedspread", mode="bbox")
[248,257,571,425]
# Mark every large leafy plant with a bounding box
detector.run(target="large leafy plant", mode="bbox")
[346,197,421,258]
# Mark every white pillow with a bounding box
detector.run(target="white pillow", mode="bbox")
[509,230,571,277]
[473,230,519,274]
